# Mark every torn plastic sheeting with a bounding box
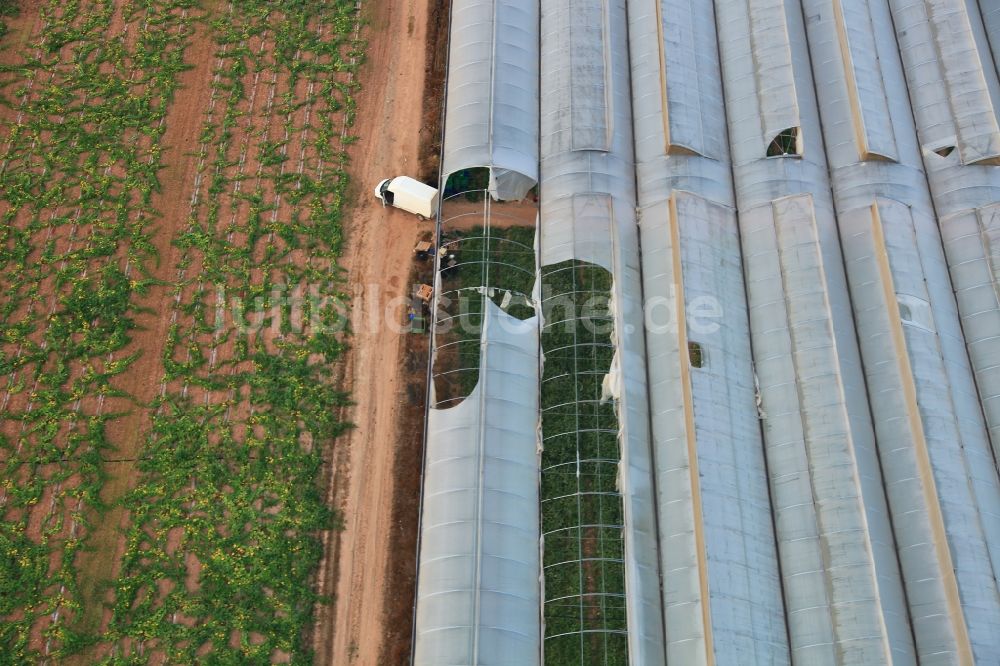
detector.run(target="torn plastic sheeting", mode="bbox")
[538,188,662,666]
[539,194,614,271]
[602,247,663,666]
[537,208,663,664]
[540,0,665,658]
[489,167,537,202]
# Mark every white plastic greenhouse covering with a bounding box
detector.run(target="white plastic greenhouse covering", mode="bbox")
[887,0,1000,488]
[983,1,1000,81]
[626,0,788,663]
[414,301,541,665]
[805,0,1000,661]
[440,0,539,200]
[715,0,915,662]
[413,0,1000,663]
[413,0,543,662]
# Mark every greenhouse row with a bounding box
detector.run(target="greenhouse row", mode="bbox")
[412,0,1000,664]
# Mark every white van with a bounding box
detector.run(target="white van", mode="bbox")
[374,176,439,220]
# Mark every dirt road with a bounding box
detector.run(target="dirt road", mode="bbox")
[312,0,443,662]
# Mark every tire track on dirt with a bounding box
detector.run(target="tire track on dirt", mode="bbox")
[312,0,442,662]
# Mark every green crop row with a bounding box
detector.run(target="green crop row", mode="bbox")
[0,0,16,40]
[539,260,628,666]
[101,2,360,663]
[0,0,196,660]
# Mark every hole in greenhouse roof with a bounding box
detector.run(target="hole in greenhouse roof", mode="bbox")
[766,127,801,157]
[897,294,934,332]
[443,167,490,201]
[431,208,538,407]
[933,145,955,158]
[539,259,627,662]
[688,341,705,368]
